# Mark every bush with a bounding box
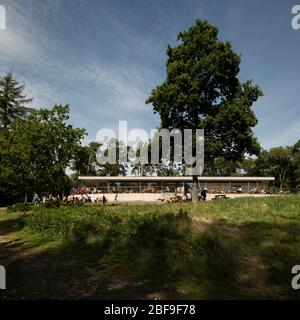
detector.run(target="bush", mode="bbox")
[25,206,191,243]
[6,203,33,213]
[42,200,60,209]
[26,207,116,240]
[24,206,199,281]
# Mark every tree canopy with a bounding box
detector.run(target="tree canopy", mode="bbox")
[240,142,300,190]
[0,104,85,204]
[146,19,263,205]
[0,72,33,129]
[146,20,262,165]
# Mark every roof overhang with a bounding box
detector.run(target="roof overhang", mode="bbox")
[78,176,275,182]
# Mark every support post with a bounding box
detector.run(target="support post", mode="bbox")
[192,175,198,211]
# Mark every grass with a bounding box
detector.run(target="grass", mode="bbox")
[1,195,300,300]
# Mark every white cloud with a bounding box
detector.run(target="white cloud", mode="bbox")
[0,0,161,118]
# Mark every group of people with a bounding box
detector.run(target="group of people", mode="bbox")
[94,195,109,205]
[62,194,92,204]
[249,188,266,194]
[32,193,112,206]
[160,188,208,203]
[32,193,60,206]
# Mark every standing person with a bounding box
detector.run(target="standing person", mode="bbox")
[102,195,107,206]
[56,194,60,208]
[32,193,40,206]
[201,188,207,201]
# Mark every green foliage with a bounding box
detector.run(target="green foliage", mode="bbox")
[0,103,85,204]
[204,156,239,176]
[243,146,296,189]
[3,196,300,299]
[6,203,33,213]
[25,206,190,242]
[12,104,86,193]
[97,139,128,176]
[146,20,262,166]
[72,141,100,176]
[42,200,60,209]
[292,140,300,189]
[0,72,33,129]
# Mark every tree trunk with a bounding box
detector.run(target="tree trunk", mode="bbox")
[87,154,91,174]
[279,169,287,191]
[192,175,198,211]
[24,190,28,204]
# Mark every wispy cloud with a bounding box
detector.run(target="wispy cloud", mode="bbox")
[0,0,299,149]
[0,0,158,114]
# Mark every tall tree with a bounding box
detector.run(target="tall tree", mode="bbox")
[279,141,300,191]
[146,19,262,207]
[204,157,240,176]
[251,147,294,190]
[130,141,155,176]
[73,141,100,176]
[0,127,30,204]
[0,72,33,129]
[293,140,300,189]
[97,139,127,176]
[10,105,86,197]
[292,140,300,189]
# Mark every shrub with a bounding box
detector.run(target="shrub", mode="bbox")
[42,200,60,209]
[6,203,32,213]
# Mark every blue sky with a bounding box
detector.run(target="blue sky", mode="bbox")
[0,0,299,149]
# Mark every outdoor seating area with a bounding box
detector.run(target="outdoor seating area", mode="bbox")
[72,176,275,202]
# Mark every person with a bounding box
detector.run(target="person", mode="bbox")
[201,189,207,201]
[114,193,118,201]
[56,194,60,208]
[102,195,107,206]
[32,193,40,206]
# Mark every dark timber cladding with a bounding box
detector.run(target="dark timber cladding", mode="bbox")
[78,176,275,194]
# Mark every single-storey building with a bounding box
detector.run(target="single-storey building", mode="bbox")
[75,176,275,202]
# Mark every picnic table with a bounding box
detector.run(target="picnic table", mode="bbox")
[213,194,229,200]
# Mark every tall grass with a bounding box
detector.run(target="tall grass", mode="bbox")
[22,195,300,299]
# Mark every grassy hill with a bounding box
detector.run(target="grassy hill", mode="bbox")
[1,195,300,299]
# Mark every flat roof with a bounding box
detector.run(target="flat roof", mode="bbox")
[78,176,275,182]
